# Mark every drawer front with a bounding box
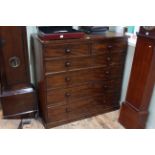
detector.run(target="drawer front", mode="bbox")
[47,104,67,122]
[93,39,127,55]
[87,93,120,114]
[45,56,94,73]
[47,89,66,106]
[66,80,121,103]
[105,52,126,66]
[46,66,123,89]
[68,97,92,119]
[1,91,36,117]
[46,80,122,106]
[44,43,90,58]
[45,52,126,74]
[46,69,94,89]
[68,93,120,120]
[45,55,108,73]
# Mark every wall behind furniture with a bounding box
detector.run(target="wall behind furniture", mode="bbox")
[26,26,155,128]
[26,26,37,83]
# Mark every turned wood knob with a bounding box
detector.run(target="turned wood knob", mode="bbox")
[103,85,108,89]
[105,70,110,75]
[106,56,111,61]
[65,61,71,67]
[65,48,71,53]
[65,77,71,82]
[107,45,113,49]
[65,92,71,97]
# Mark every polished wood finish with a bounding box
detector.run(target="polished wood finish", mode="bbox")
[32,32,127,128]
[0,26,37,118]
[0,26,30,89]
[119,27,155,128]
[1,86,37,118]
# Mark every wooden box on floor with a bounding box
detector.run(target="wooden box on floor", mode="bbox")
[1,85,37,118]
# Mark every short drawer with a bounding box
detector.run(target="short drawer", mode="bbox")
[68,93,120,120]
[46,69,94,89]
[105,52,126,66]
[68,97,92,119]
[87,93,120,113]
[46,66,124,89]
[47,84,92,106]
[45,56,94,73]
[93,39,127,55]
[44,43,90,58]
[47,104,67,122]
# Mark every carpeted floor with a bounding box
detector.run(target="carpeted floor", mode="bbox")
[0,108,124,129]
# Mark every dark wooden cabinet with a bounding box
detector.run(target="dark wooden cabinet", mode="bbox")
[32,32,128,128]
[0,26,30,89]
[0,26,37,118]
[119,26,155,128]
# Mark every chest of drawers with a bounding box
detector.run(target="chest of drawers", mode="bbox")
[32,33,128,128]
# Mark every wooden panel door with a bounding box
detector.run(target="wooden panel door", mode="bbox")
[119,32,155,129]
[0,26,30,89]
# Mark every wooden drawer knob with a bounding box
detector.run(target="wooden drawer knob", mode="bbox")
[65,61,71,67]
[106,57,112,61]
[108,45,113,49]
[105,70,110,75]
[103,100,106,104]
[65,77,71,82]
[103,85,108,89]
[65,48,71,53]
[65,92,71,97]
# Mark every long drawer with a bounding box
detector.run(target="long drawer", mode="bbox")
[46,80,122,106]
[46,66,124,89]
[45,52,126,73]
[47,93,120,123]
[44,42,90,58]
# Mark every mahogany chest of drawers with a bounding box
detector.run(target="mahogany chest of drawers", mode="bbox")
[32,32,128,128]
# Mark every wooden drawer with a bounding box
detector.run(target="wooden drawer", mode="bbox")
[47,104,68,122]
[93,39,127,55]
[68,97,92,119]
[105,52,126,66]
[1,87,37,117]
[46,69,94,89]
[47,80,122,106]
[44,43,90,58]
[45,56,94,73]
[45,52,126,74]
[46,66,123,89]
[45,55,106,73]
[68,93,120,120]
[47,89,67,106]
[87,93,120,114]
